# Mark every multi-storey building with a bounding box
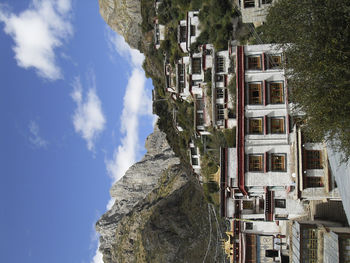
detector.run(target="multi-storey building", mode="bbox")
[237,0,277,26]
[178,11,201,53]
[154,0,165,49]
[212,49,236,129]
[220,44,342,262]
[290,220,350,263]
[293,127,340,201]
[154,19,165,50]
[189,140,201,174]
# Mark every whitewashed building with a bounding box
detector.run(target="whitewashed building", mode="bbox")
[154,19,165,49]
[178,11,201,53]
[212,49,236,130]
[189,140,201,174]
[238,0,277,26]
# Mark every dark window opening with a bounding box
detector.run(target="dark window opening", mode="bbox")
[216,56,225,73]
[190,25,196,37]
[192,58,201,74]
[306,150,323,169]
[275,199,286,208]
[244,0,255,8]
[179,26,186,42]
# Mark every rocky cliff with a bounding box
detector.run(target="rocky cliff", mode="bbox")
[98,0,142,49]
[96,127,224,263]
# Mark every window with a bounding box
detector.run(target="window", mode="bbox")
[191,79,201,86]
[270,118,285,133]
[265,250,279,258]
[245,222,253,230]
[262,0,273,4]
[301,228,318,262]
[269,82,284,104]
[190,147,197,156]
[190,25,196,36]
[216,88,224,99]
[244,0,255,8]
[192,58,201,74]
[275,199,286,208]
[248,83,262,104]
[267,54,282,69]
[249,118,263,134]
[247,56,262,70]
[249,155,263,172]
[177,64,185,93]
[340,238,350,262]
[271,154,286,171]
[191,157,198,166]
[215,74,224,82]
[306,150,323,169]
[306,177,324,188]
[179,26,186,42]
[196,111,204,126]
[243,200,254,209]
[217,104,225,120]
[216,56,225,73]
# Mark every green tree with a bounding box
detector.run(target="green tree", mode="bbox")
[261,0,350,160]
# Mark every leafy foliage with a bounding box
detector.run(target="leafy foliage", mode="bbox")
[196,0,238,50]
[260,0,350,160]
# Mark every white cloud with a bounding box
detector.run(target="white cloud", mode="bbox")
[91,30,153,263]
[91,242,104,263]
[28,120,48,148]
[0,0,73,80]
[105,30,153,183]
[106,30,144,68]
[71,75,106,151]
[105,68,152,182]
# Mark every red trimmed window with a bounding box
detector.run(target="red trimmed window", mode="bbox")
[249,155,264,172]
[270,118,285,134]
[249,118,263,134]
[271,154,286,172]
[248,83,263,104]
[269,82,284,104]
[247,56,262,70]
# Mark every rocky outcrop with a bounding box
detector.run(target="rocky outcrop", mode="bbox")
[95,127,224,263]
[98,0,142,49]
[95,126,180,262]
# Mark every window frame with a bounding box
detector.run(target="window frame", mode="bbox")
[306,176,324,188]
[179,26,187,42]
[244,0,255,8]
[216,88,224,99]
[306,150,323,170]
[267,54,282,69]
[248,154,264,172]
[191,57,202,75]
[270,117,285,134]
[270,153,287,172]
[216,104,225,120]
[269,81,285,104]
[246,55,262,70]
[274,199,286,208]
[190,25,196,37]
[248,118,263,134]
[216,56,225,73]
[247,82,263,105]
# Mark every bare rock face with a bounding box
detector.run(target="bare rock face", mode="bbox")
[98,0,142,49]
[95,127,181,263]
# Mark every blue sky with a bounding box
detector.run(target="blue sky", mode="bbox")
[0,1,154,262]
